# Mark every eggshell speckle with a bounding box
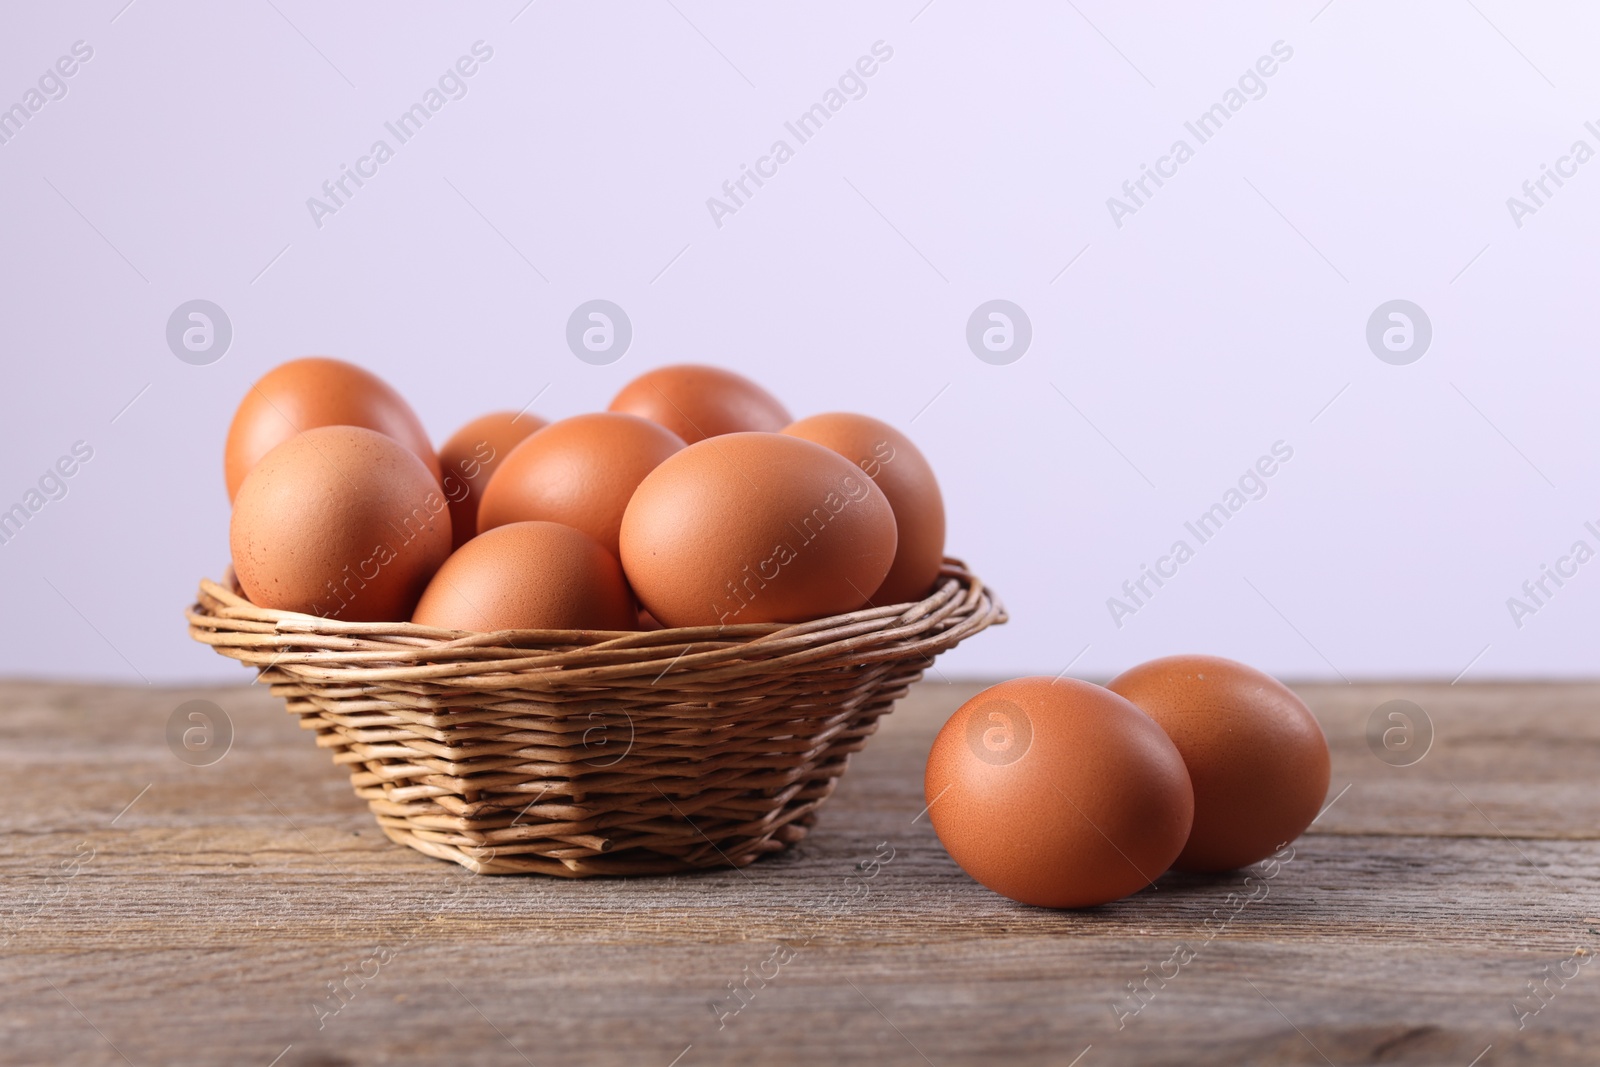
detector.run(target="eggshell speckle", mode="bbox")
[475,413,684,558]
[411,521,636,632]
[619,432,897,628]
[1107,655,1330,872]
[438,411,546,550]
[230,426,451,621]
[783,413,945,605]
[925,677,1194,909]
[224,357,440,500]
[608,364,790,444]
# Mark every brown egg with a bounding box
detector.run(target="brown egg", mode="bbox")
[223,357,440,500]
[411,521,636,632]
[1107,655,1330,872]
[926,677,1194,909]
[608,364,790,444]
[438,411,546,550]
[783,413,945,605]
[619,432,897,628]
[230,426,451,621]
[475,413,685,557]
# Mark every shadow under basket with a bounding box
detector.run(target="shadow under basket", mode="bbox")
[186,560,1004,877]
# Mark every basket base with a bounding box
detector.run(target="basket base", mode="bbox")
[187,558,1005,876]
[285,674,913,876]
[374,813,821,876]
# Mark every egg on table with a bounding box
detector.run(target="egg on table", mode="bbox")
[925,677,1194,908]
[1108,654,1330,872]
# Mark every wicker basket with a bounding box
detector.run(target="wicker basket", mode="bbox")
[186,559,1003,876]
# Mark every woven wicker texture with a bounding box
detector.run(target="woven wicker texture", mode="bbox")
[186,560,1004,876]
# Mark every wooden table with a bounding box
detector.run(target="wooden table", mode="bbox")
[3,679,1597,1066]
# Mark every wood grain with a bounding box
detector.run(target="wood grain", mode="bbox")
[2,679,1597,1066]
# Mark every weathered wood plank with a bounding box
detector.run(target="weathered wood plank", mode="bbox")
[2,679,1597,1066]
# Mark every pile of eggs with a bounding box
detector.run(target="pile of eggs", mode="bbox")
[221,357,1331,911]
[223,358,946,631]
[925,654,1331,908]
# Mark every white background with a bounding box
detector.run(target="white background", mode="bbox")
[1,1,1596,684]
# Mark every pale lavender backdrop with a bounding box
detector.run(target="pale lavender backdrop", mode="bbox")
[1,1,1596,683]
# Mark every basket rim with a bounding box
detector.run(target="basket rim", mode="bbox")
[187,556,1005,686]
